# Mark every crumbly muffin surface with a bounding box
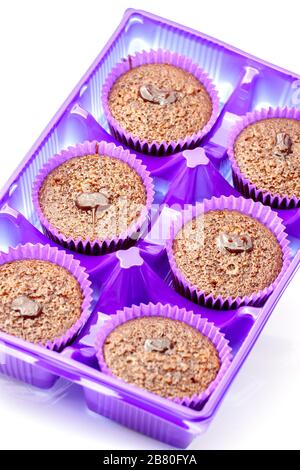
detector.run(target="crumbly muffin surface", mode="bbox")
[0,259,83,344]
[173,210,283,299]
[103,316,220,399]
[39,154,147,241]
[108,63,212,143]
[234,118,300,198]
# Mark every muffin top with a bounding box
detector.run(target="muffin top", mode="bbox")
[103,316,220,399]
[234,118,300,198]
[173,210,283,299]
[108,63,212,144]
[0,259,83,344]
[39,154,147,241]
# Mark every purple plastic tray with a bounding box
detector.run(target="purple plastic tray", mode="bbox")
[1,8,300,449]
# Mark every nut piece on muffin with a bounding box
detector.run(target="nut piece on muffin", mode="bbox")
[103,316,220,400]
[108,63,213,144]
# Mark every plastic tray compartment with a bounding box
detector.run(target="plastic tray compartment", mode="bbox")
[0,9,300,448]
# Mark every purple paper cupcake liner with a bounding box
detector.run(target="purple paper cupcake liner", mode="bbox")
[32,140,155,255]
[166,195,291,309]
[0,243,93,351]
[102,49,220,156]
[95,302,232,408]
[228,107,300,209]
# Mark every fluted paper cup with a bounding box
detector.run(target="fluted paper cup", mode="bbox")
[166,195,291,309]
[0,243,93,351]
[95,302,232,408]
[32,140,154,255]
[102,49,219,155]
[228,107,300,209]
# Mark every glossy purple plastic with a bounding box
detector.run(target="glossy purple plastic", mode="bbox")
[0,9,300,448]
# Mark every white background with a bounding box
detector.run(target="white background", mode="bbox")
[0,0,300,450]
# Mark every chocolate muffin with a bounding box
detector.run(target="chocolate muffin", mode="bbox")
[234,118,300,199]
[38,154,147,242]
[0,259,83,345]
[108,63,212,144]
[173,209,283,299]
[103,316,220,400]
